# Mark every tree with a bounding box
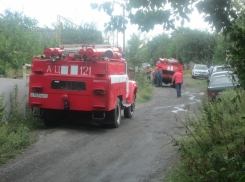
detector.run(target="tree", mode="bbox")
[125,33,147,68]
[59,22,104,44]
[91,0,238,34]
[0,10,42,75]
[91,1,127,51]
[211,34,228,65]
[170,28,217,65]
[228,9,245,87]
[147,33,173,65]
[0,10,105,77]
[146,28,218,66]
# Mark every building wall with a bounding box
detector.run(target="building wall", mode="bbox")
[0,77,28,120]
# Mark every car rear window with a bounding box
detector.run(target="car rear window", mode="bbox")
[216,67,234,72]
[195,65,207,69]
[210,75,238,86]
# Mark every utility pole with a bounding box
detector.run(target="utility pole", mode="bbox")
[176,31,179,60]
[117,29,118,47]
[56,15,61,44]
[208,33,210,67]
[123,6,125,53]
[56,14,79,45]
[113,31,114,45]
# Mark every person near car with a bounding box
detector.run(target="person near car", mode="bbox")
[209,65,214,74]
[171,68,183,97]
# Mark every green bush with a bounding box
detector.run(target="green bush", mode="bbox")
[184,79,207,91]
[134,70,154,102]
[0,92,7,122]
[167,89,245,182]
[0,85,41,165]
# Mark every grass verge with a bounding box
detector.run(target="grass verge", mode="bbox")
[0,85,43,166]
[184,78,208,91]
[133,70,154,103]
[183,70,192,78]
[166,89,245,182]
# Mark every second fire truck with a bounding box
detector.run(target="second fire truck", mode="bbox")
[154,58,183,87]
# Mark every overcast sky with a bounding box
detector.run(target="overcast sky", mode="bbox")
[0,0,211,47]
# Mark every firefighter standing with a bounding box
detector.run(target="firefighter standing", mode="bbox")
[152,68,162,87]
[158,69,162,87]
[155,68,160,87]
[152,70,155,85]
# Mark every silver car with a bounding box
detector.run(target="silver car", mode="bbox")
[208,65,234,81]
[207,74,239,99]
[207,71,234,85]
[192,64,209,79]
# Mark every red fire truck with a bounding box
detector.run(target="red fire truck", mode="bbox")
[29,44,138,128]
[155,58,183,87]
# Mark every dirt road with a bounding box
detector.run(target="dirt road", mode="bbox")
[0,78,205,182]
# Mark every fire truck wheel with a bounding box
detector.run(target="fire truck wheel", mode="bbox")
[124,95,136,118]
[43,119,58,127]
[42,109,60,127]
[109,98,121,128]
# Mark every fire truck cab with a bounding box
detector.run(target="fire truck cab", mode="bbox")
[29,44,138,128]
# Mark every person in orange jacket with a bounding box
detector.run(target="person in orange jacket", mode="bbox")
[171,68,183,97]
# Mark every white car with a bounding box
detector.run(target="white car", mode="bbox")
[192,64,209,79]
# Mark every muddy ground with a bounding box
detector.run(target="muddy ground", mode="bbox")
[0,77,205,182]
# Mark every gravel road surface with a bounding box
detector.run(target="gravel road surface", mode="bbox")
[0,78,205,182]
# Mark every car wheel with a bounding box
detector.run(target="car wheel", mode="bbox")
[124,95,136,118]
[108,98,121,128]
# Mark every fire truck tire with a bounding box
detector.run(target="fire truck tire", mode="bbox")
[109,98,121,128]
[42,109,60,127]
[43,119,58,127]
[124,95,136,118]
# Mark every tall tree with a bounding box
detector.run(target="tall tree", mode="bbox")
[0,10,45,75]
[60,22,104,44]
[170,28,217,65]
[228,2,245,87]
[147,33,173,65]
[211,34,228,65]
[91,0,238,34]
[125,33,150,68]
